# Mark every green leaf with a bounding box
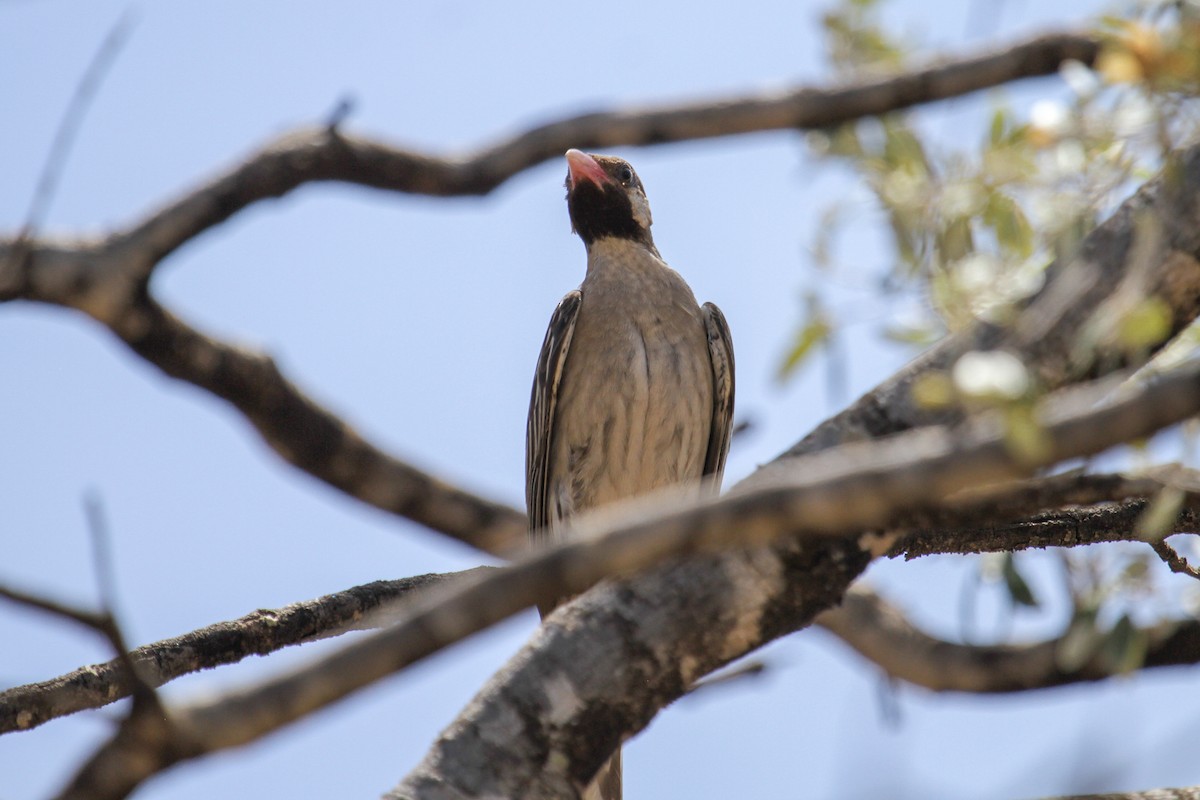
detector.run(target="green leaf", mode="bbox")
[882,120,929,174]
[777,301,833,382]
[937,216,975,263]
[1002,553,1039,608]
[910,371,955,409]
[989,107,1008,147]
[983,191,1034,259]
[1056,608,1103,672]
[1003,404,1052,466]
[882,321,941,347]
[1101,614,1149,675]
[1119,297,1173,351]
[827,124,864,159]
[1136,485,1185,542]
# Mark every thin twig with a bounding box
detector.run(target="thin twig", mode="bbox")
[8,10,136,267]
[0,585,108,632]
[1150,538,1200,580]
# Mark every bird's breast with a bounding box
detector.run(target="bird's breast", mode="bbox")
[549,272,713,527]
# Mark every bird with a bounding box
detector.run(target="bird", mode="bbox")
[525,149,735,800]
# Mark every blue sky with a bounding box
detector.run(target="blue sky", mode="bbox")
[3,1,1199,798]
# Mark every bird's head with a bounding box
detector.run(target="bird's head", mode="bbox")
[564,149,655,251]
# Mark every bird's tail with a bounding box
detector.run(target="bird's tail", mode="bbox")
[582,748,621,800]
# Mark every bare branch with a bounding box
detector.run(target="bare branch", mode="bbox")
[0,569,484,734]
[119,300,528,555]
[0,584,109,634]
[1150,538,1200,580]
[816,586,1200,693]
[8,11,135,261]
[891,468,1200,559]
[0,31,1097,278]
[895,500,1200,560]
[1,493,167,740]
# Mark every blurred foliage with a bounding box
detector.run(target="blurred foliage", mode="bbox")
[791,0,1200,659]
[778,0,1200,383]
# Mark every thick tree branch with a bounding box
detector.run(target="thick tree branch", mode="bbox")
[12,467,1199,735]
[54,357,1200,800]
[816,586,1200,693]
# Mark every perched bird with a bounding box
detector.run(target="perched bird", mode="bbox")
[525,149,735,800]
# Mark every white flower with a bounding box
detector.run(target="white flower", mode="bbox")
[1030,100,1070,138]
[953,350,1031,400]
[1060,59,1100,98]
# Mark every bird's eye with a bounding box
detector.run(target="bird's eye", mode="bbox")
[617,165,634,184]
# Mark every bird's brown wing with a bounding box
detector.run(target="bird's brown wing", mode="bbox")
[701,302,735,490]
[526,290,582,544]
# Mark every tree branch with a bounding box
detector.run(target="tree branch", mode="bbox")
[1041,786,1200,800]
[12,467,1199,735]
[891,467,1200,559]
[2,32,1097,278]
[1149,538,1200,579]
[816,586,1200,693]
[0,569,486,735]
[51,355,1200,800]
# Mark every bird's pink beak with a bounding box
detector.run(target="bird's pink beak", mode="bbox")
[565,149,608,189]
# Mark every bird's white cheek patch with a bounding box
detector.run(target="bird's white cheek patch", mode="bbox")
[630,193,653,230]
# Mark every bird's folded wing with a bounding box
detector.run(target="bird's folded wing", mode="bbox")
[701,301,735,491]
[525,289,582,541]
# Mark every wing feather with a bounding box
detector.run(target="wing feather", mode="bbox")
[525,290,582,543]
[701,302,735,490]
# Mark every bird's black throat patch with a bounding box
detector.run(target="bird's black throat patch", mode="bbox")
[566,182,654,249]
